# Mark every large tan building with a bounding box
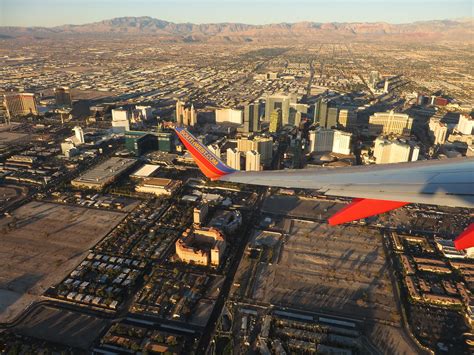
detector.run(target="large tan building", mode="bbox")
[237,136,273,164]
[175,227,226,267]
[226,148,241,170]
[176,100,197,127]
[4,93,38,118]
[369,110,413,136]
[428,118,447,145]
[373,136,419,164]
[245,150,261,171]
[135,177,181,196]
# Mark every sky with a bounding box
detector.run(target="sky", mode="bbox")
[0,0,472,27]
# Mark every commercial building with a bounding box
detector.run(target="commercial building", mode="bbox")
[4,92,38,118]
[61,141,78,157]
[124,131,172,156]
[313,98,328,126]
[338,109,357,129]
[135,105,153,120]
[269,109,282,133]
[288,103,308,127]
[242,102,260,132]
[156,132,172,152]
[456,114,474,135]
[309,128,352,155]
[73,126,85,145]
[175,227,226,267]
[135,177,181,196]
[208,144,221,159]
[368,111,413,136]
[111,108,130,132]
[237,136,273,165]
[125,131,157,156]
[264,93,297,126]
[72,157,136,190]
[215,108,243,125]
[369,70,380,90]
[428,118,448,145]
[326,107,338,129]
[193,203,209,225]
[176,100,196,126]
[245,150,261,171]
[54,87,72,107]
[373,137,419,164]
[226,148,241,170]
[130,164,160,180]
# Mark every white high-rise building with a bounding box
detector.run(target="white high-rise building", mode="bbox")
[456,114,474,135]
[73,126,85,145]
[369,110,413,136]
[373,137,419,164]
[245,150,261,171]
[111,108,130,132]
[428,118,448,145]
[135,105,153,120]
[215,108,243,124]
[309,129,352,155]
[175,100,196,126]
[208,144,221,159]
[226,148,241,170]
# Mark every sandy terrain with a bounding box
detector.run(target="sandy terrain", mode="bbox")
[0,201,126,323]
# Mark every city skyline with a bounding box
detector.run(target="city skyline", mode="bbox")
[0,0,472,27]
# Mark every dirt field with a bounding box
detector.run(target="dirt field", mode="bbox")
[252,220,396,322]
[248,219,421,354]
[0,201,126,323]
[14,305,110,350]
[0,185,28,213]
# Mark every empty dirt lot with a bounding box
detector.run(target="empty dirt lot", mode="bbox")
[250,219,422,354]
[252,220,396,321]
[14,305,110,350]
[0,201,126,323]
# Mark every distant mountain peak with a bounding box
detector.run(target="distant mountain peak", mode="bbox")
[0,16,472,43]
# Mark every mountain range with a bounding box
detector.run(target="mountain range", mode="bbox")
[1,16,472,43]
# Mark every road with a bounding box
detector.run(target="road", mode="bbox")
[195,190,266,354]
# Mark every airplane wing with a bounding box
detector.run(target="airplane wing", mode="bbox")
[175,127,474,250]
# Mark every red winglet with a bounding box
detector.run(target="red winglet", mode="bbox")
[328,198,409,226]
[454,223,474,250]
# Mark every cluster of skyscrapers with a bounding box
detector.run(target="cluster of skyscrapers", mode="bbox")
[175,100,197,127]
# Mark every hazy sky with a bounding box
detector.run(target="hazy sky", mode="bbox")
[0,0,471,27]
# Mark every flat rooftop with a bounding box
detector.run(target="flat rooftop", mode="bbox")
[72,157,136,186]
[130,164,159,178]
[141,177,173,187]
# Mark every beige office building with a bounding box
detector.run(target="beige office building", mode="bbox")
[428,118,448,145]
[245,150,261,171]
[226,148,241,170]
[237,136,273,164]
[373,137,419,164]
[369,110,413,136]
